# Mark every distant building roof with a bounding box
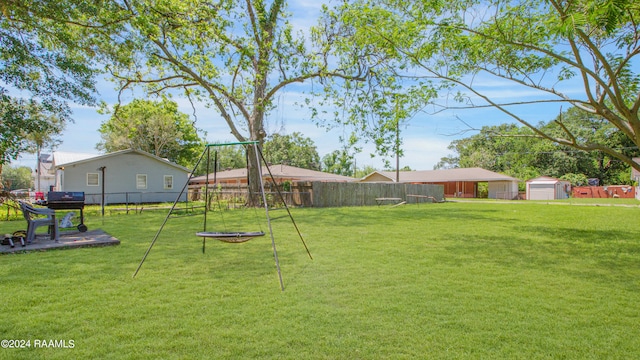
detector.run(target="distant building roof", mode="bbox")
[53,151,100,167]
[361,167,520,183]
[190,164,355,184]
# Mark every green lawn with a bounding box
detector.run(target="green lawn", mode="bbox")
[1,202,639,359]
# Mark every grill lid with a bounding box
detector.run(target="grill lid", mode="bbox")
[47,191,85,202]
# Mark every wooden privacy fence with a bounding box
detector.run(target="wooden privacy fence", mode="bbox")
[189,182,313,208]
[310,182,445,207]
[188,182,445,208]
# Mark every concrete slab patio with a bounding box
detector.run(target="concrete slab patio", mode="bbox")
[0,229,120,254]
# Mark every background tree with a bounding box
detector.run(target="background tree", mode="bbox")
[262,133,320,170]
[438,108,640,185]
[322,148,355,176]
[340,0,640,172]
[193,143,252,177]
[23,107,65,192]
[193,134,320,177]
[560,173,590,187]
[1,165,32,190]
[87,0,398,204]
[539,107,639,184]
[354,165,379,179]
[98,99,205,168]
[436,124,541,181]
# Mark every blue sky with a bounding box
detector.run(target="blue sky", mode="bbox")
[10,0,574,173]
[11,77,566,172]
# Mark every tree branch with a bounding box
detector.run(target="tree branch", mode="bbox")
[149,40,248,141]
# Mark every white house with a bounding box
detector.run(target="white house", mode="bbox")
[54,149,190,204]
[525,176,571,200]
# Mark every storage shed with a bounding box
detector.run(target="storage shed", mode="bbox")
[525,176,571,200]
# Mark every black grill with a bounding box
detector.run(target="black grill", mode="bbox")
[47,192,87,232]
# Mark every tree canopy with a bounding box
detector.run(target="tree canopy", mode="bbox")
[322,148,355,176]
[338,0,640,171]
[262,133,320,170]
[80,0,404,201]
[1,165,32,190]
[0,0,100,172]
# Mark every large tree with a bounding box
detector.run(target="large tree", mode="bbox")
[338,0,640,172]
[0,0,100,176]
[98,99,204,168]
[86,0,398,204]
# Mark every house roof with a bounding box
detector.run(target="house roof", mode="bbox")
[53,151,100,167]
[54,149,190,172]
[361,167,520,183]
[190,164,355,184]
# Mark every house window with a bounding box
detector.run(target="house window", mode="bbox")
[87,173,99,186]
[136,174,147,189]
[164,175,173,190]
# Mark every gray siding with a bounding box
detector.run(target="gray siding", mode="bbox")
[60,152,188,204]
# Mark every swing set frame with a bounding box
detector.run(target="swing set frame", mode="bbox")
[133,141,312,291]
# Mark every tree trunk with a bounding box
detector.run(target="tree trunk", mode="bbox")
[246,146,263,207]
[245,100,267,206]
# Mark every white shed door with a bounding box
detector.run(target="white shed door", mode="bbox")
[528,184,554,200]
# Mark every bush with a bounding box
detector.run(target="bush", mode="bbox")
[560,173,589,186]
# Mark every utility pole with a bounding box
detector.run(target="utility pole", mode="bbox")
[395,95,400,183]
[98,166,106,217]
